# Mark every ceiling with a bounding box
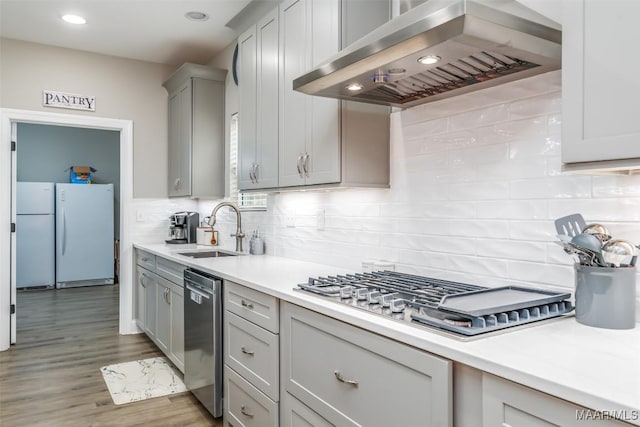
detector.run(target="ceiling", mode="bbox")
[0,0,255,66]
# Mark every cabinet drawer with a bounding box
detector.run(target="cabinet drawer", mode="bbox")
[224,366,278,427]
[281,302,452,427]
[225,281,279,333]
[136,249,155,271]
[281,392,333,427]
[483,373,633,427]
[225,312,279,401]
[156,255,186,285]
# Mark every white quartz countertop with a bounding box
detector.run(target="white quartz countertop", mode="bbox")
[135,243,640,424]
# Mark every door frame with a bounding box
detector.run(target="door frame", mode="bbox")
[0,108,136,351]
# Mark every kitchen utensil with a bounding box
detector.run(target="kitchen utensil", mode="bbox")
[602,239,637,267]
[582,223,612,244]
[555,238,594,265]
[571,233,606,267]
[555,214,586,237]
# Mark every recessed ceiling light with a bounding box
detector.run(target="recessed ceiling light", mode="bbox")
[417,55,441,65]
[185,11,209,21]
[346,83,363,91]
[62,14,86,25]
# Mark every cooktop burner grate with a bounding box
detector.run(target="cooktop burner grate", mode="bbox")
[296,271,573,338]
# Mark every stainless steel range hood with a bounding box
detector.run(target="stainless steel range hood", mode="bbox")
[293,0,561,109]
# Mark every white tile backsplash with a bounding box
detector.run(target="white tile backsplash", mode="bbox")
[133,71,639,315]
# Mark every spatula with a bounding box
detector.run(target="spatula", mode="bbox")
[554,214,586,237]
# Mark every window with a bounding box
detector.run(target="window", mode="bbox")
[229,113,267,210]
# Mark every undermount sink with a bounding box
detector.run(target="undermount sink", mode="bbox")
[178,250,238,258]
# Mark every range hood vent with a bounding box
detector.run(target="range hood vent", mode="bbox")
[293,0,561,109]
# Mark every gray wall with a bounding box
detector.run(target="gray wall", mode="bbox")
[16,123,120,237]
[0,38,176,197]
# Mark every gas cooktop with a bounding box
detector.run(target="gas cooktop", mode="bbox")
[296,271,573,339]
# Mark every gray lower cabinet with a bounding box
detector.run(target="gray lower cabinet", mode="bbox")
[224,281,279,427]
[280,302,453,427]
[281,392,333,427]
[134,250,185,372]
[225,366,279,427]
[169,284,184,370]
[483,373,633,427]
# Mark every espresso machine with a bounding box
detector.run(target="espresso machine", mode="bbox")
[166,211,199,244]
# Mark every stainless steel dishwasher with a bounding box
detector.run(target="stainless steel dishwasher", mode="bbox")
[184,268,222,418]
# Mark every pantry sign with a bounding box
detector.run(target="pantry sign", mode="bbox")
[42,90,95,111]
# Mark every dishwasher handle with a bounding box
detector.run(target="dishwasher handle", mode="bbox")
[185,283,212,299]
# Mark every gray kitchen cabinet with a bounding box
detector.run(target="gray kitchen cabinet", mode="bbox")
[144,270,157,339]
[225,366,279,427]
[280,302,452,426]
[224,281,280,427]
[225,280,279,333]
[483,373,633,426]
[155,277,171,354]
[134,266,148,330]
[237,9,279,191]
[562,0,640,172]
[278,0,391,190]
[278,0,341,187]
[281,392,333,427]
[225,312,279,400]
[163,63,226,197]
[170,284,184,370]
[133,249,185,372]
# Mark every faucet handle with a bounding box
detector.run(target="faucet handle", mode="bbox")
[231,232,246,239]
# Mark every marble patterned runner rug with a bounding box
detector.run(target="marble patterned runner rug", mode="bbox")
[100,357,187,405]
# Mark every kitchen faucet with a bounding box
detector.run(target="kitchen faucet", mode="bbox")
[208,202,245,252]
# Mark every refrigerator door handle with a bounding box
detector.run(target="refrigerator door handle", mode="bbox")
[61,208,66,255]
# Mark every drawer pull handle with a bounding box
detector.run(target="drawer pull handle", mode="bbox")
[241,346,255,356]
[240,300,254,309]
[334,370,359,388]
[141,257,149,262]
[240,405,254,418]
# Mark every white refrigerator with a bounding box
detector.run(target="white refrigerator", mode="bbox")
[16,182,56,289]
[55,183,115,288]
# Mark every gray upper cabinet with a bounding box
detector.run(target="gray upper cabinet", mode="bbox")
[278,0,391,190]
[562,0,640,172]
[238,0,391,192]
[163,63,226,198]
[238,10,280,191]
[278,0,341,187]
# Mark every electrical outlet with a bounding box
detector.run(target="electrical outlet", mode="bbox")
[285,213,296,228]
[136,210,145,222]
[316,208,325,230]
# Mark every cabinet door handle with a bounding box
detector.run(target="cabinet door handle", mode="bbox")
[164,288,171,305]
[334,370,359,388]
[240,405,254,418]
[140,274,147,288]
[296,155,304,178]
[303,153,310,178]
[249,165,255,184]
[254,163,260,183]
[174,178,180,190]
[240,299,254,309]
[241,346,254,356]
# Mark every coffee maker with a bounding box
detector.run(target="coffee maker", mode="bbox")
[166,211,199,244]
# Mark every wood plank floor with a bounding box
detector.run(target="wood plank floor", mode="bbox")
[0,285,222,427]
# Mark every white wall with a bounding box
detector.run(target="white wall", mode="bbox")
[0,38,175,198]
[188,71,640,314]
